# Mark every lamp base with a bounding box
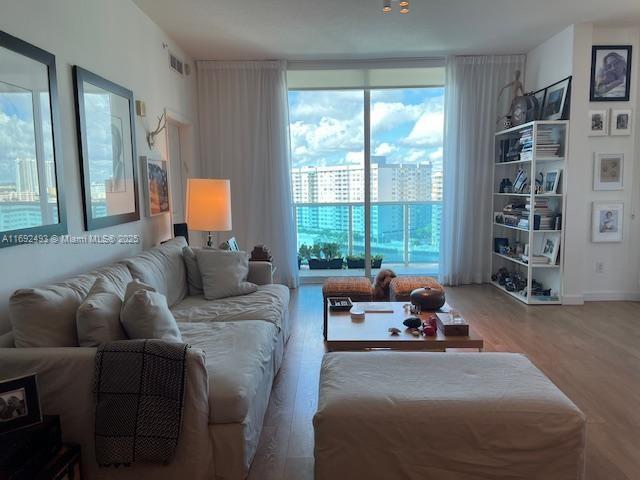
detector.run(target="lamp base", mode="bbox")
[207,232,213,248]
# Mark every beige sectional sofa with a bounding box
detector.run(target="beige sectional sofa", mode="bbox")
[0,237,290,480]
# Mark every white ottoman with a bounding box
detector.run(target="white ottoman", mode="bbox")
[314,352,586,480]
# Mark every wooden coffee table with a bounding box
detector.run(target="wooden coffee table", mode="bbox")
[325,301,483,352]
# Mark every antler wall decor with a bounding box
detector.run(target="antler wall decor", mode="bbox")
[147,111,167,148]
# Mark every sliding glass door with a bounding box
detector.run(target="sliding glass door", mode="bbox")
[289,86,443,277]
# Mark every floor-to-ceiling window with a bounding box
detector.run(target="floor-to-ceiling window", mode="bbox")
[288,64,444,278]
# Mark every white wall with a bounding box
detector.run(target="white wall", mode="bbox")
[0,0,199,331]
[525,23,640,303]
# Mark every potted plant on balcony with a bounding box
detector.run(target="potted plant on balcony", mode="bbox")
[298,244,311,269]
[346,254,384,269]
[308,242,344,269]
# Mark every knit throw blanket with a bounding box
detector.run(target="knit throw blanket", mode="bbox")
[93,339,189,467]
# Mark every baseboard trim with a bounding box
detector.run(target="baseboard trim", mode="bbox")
[561,295,584,305]
[582,291,640,302]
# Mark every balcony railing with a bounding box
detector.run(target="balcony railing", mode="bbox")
[294,201,441,271]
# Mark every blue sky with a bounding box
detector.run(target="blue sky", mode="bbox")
[288,87,444,169]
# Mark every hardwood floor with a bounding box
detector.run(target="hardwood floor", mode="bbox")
[247,284,640,480]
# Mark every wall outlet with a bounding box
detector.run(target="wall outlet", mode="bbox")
[595,262,604,274]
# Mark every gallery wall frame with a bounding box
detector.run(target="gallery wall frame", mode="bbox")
[590,45,632,102]
[73,66,139,231]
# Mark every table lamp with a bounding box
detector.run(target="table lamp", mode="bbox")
[185,178,232,247]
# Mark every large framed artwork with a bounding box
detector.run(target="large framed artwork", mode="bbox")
[73,66,139,230]
[592,202,624,243]
[141,156,170,216]
[0,31,67,247]
[590,46,632,102]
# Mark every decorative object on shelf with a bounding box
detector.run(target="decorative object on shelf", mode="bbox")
[73,66,139,231]
[220,237,240,251]
[512,168,528,193]
[593,153,624,191]
[499,178,513,193]
[185,178,232,247]
[541,76,571,120]
[409,285,446,311]
[0,31,67,247]
[531,88,547,119]
[588,109,609,136]
[502,116,513,129]
[592,202,624,243]
[540,232,561,265]
[0,374,42,434]
[141,156,170,216]
[496,70,524,125]
[590,45,632,102]
[611,109,632,135]
[494,213,505,225]
[510,93,539,126]
[543,169,561,193]
[250,244,273,262]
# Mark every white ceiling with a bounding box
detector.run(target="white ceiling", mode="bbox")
[133,0,640,61]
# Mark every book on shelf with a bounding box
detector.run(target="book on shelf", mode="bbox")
[521,254,549,264]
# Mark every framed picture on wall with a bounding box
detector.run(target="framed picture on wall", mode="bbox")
[73,66,139,230]
[0,31,68,247]
[590,45,632,102]
[611,109,632,135]
[592,202,624,242]
[588,109,609,136]
[593,153,623,191]
[541,77,571,120]
[141,156,170,216]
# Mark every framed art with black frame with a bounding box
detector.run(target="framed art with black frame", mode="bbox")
[541,76,571,120]
[590,45,632,102]
[0,373,42,434]
[0,30,67,248]
[73,66,139,231]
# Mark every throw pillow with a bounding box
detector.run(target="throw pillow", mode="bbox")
[120,280,182,342]
[195,249,258,300]
[182,246,204,296]
[76,277,127,347]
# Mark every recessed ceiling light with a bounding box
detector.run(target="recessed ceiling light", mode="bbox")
[383,0,392,12]
[399,0,409,6]
[400,6,410,14]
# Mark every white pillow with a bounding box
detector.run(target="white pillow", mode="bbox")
[195,249,258,300]
[182,246,204,296]
[76,278,127,347]
[120,280,182,342]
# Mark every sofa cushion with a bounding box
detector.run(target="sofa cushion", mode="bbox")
[171,284,289,329]
[183,246,204,296]
[9,263,132,348]
[121,281,182,342]
[123,237,188,308]
[76,278,127,347]
[178,321,278,424]
[195,250,257,300]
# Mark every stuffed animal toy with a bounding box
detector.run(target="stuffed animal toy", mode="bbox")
[372,268,397,301]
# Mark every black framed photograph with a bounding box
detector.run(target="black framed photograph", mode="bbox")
[0,30,67,248]
[590,46,632,102]
[73,66,139,231]
[0,374,42,434]
[541,77,571,120]
[532,88,546,120]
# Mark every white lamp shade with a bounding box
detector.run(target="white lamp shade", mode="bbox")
[185,178,232,232]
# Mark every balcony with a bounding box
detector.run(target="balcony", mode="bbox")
[295,201,441,280]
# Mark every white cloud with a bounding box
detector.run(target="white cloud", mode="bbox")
[374,142,396,156]
[429,147,443,161]
[345,151,364,165]
[371,102,422,133]
[402,111,444,148]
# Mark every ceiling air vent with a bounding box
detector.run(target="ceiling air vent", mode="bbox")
[169,51,184,76]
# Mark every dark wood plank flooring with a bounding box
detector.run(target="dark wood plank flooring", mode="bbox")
[248,284,640,480]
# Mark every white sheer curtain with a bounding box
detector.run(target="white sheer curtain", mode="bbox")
[440,55,525,285]
[197,60,299,288]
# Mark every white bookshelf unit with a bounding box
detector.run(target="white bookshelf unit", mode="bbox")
[490,120,568,305]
